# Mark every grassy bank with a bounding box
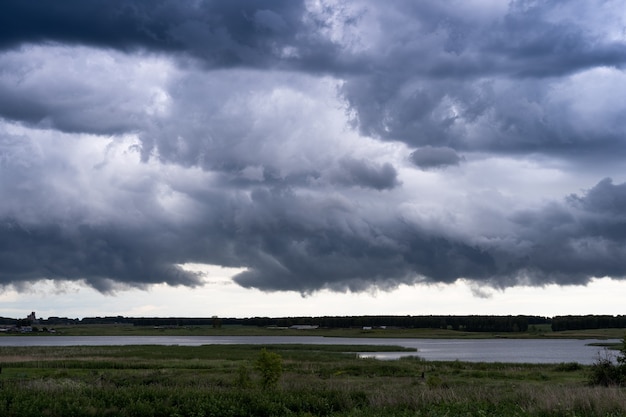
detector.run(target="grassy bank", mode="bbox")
[1,344,625,416]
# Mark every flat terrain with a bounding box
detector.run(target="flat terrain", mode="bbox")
[0,344,625,416]
[13,323,626,339]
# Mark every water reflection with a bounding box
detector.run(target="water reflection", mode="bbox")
[0,335,617,364]
[359,338,618,364]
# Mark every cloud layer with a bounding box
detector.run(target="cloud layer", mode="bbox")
[1,0,626,294]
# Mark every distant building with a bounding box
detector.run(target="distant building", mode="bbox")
[27,312,39,324]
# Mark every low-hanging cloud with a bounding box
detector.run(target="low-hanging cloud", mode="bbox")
[502,178,626,286]
[1,0,626,295]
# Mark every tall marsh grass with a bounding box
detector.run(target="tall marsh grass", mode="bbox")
[1,345,625,416]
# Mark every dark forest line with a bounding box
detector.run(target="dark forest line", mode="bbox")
[3,314,626,333]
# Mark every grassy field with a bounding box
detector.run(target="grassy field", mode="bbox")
[1,344,625,416]
[20,323,626,339]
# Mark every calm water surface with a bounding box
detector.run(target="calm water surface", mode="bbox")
[0,335,616,364]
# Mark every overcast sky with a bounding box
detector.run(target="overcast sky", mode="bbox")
[1,0,626,319]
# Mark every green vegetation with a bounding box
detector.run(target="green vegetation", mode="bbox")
[552,315,626,332]
[1,344,625,416]
[16,323,624,339]
[77,314,539,332]
[589,336,626,386]
[6,314,626,339]
[255,348,283,388]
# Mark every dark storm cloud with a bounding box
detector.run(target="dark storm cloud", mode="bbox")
[2,152,626,293]
[0,221,204,292]
[1,0,626,295]
[0,0,321,68]
[0,166,489,292]
[488,1,626,77]
[338,1,626,157]
[410,146,462,170]
[2,0,625,156]
[502,178,626,286]
[231,222,498,293]
[568,178,626,217]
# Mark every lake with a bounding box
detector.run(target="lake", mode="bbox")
[0,335,617,364]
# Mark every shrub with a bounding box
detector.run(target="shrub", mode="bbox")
[589,351,621,386]
[236,364,252,388]
[589,336,626,386]
[255,348,283,388]
[426,375,448,389]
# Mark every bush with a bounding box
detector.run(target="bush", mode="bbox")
[589,336,626,386]
[236,364,252,388]
[588,352,620,386]
[426,375,448,389]
[255,348,283,388]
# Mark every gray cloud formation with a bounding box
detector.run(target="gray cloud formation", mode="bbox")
[331,158,399,190]
[504,178,626,286]
[2,1,626,156]
[0,0,306,65]
[1,0,626,294]
[410,147,463,170]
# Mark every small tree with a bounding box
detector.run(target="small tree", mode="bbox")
[589,335,626,386]
[589,350,621,386]
[255,348,282,389]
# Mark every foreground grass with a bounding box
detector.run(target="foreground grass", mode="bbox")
[1,344,625,416]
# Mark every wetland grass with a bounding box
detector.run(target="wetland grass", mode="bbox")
[1,344,625,416]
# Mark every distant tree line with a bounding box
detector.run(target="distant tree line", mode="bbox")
[551,315,626,331]
[76,315,549,332]
[0,317,17,325]
[226,315,544,332]
[5,315,626,333]
[0,317,33,326]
